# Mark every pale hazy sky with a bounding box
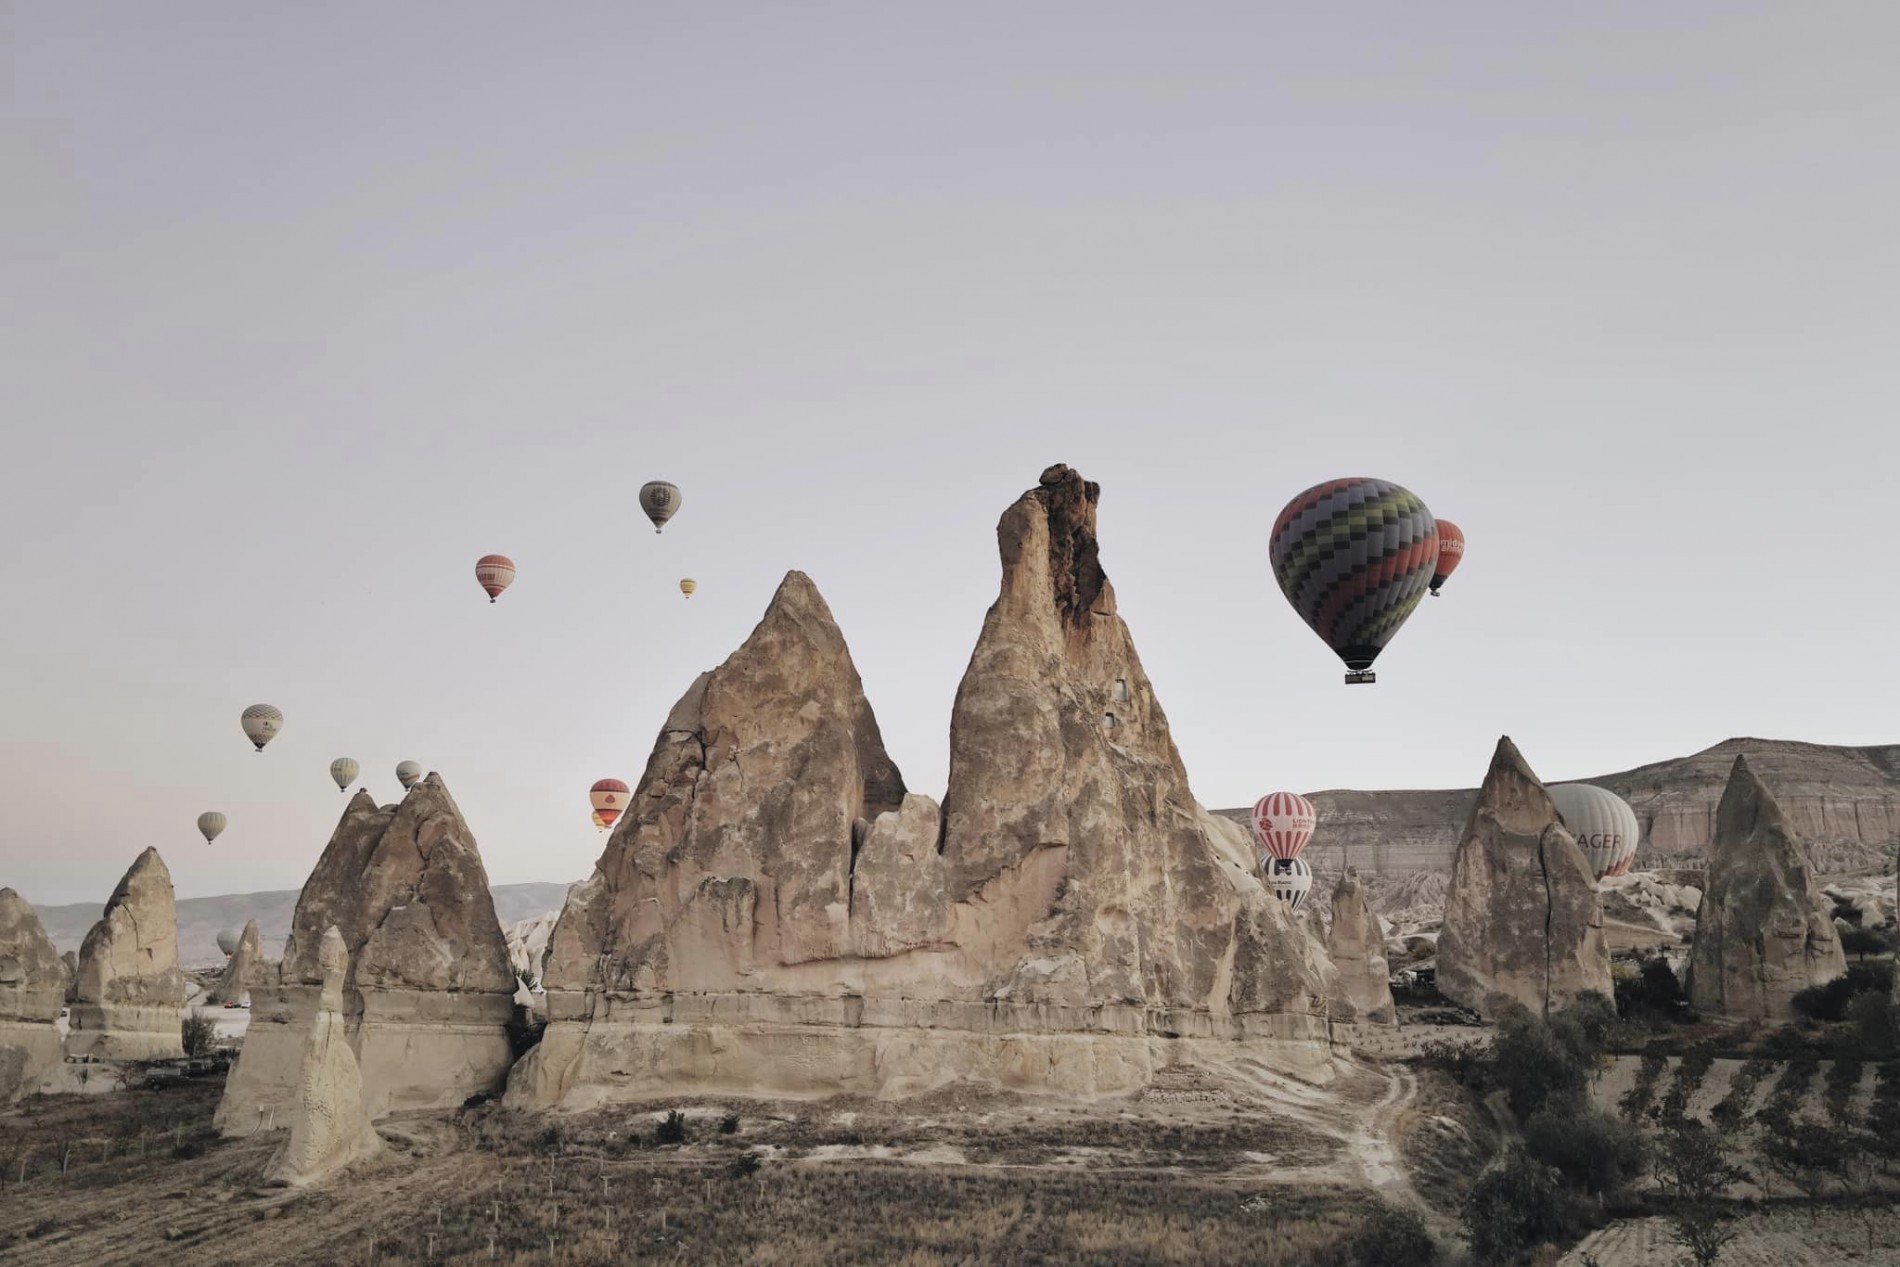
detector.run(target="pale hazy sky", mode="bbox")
[5,4,1897,905]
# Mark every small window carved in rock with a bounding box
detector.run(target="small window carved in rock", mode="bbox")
[1103,712,1118,729]
[1113,678,1129,703]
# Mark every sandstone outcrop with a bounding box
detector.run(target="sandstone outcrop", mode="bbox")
[514,466,1337,1107]
[218,776,516,1133]
[1686,756,1847,1023]
[211,919,261,1006]
[66,848,187,1061]
[1326,869,1395,1026]
[0,888,67,1099]
[268,926,379,1186]
[1437,738,1612,1018]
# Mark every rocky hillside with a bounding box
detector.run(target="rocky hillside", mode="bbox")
[1218,738,1899,878]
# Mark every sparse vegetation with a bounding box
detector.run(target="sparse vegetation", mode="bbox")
[180,1013,218,1059]
[653,1109,688,1146]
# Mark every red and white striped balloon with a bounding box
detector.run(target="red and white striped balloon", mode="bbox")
[589,778,629,829]
[1250,791,1317,862]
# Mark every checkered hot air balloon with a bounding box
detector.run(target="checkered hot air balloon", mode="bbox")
[1251,792,1317,863]
[1269,478,1438,684]
[590,778,629,829]
[240,704,282,752]
[1430,519,1465,597]
[475,554,515,603]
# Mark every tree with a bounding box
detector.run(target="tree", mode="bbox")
[1656,1119,1748,1203]
[180,1012,217,1059]
[1461,1150,1585,1265]
[1670,1202,1740,1267]
[1761,1119,1860,1197]
[1525,1104,1648,1196]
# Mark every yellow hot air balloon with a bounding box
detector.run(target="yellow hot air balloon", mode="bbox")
[679,578,696,599]
[197,811,227,845]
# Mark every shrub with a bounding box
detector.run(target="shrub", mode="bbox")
[1344,1200,1437,1265]
[1792,963,1894,1023]
[1523,1105,1647,1195]
[1491,1011,1590,1120]
[1461,1150,1589,1265]
[728,1152,762,1178]
[654,1110,688,1146]
[1615,956,1690,1025]
[719,1113,741,1135]
[1840,925,1892,960]
[1620,1053,1669,1121]
[181,1013,218,1059]
[1846,991,1896,1058]
[1655,1118,1748,1203]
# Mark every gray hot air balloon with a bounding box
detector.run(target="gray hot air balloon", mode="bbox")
[1549,783,1642,882]
[395,761,422,790]
[216,927,242,957]
[639,481,682,533]
[240,704,283,752]
[197,811,227,845]
[329,757,359,792]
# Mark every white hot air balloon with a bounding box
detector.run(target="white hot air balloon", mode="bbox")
[1549,783,1642,881]
[395,761,422,790]
[241,704,282,752]
[216,927,242,957]
[329,757,359,792]
[197,811,227,845]
[1263,856,1313,910]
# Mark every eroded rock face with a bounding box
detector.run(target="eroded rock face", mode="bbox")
[66,848,187,1060]
[517,467,1337,1106]
[268,926,378,1186]
[1326,869,1395,1026]
[0,889,67,1099]
[1686,755,1847,1023]
[211,919,262,1006]
[217,777,515,1133]
[1437,738,1612,1018]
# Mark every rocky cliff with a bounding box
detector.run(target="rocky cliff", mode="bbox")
[0,888,67,1099]
[66,848,187,1061]
[514,466,1337,1107]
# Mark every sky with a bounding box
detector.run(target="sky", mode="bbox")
[4,3,1898,905]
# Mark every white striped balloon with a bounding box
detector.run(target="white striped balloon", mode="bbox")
[1549,783,1641,882]
[329,757,359,792]
[1251,791,1317,862]
[1264,856,1313,910]
[197,811,227,844]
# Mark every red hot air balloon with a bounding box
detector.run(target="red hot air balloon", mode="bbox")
[1429,520,1465,596]
[1251,792,1317,862]
[475,555,516,603]
[589,778,629,829]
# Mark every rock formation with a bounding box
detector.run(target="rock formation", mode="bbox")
[210,919,261,1006]
[217,776,516,1133]
[66,848,187,1061]
[1437,738,1613,1018]
[0,888,67,1099]
[514,466,1337,1107]
[1326,869,1395,1026]
[268,926,379,1186]
[1686,756,1847,1023]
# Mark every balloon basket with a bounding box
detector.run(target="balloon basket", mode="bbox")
[1344,671,1376,685]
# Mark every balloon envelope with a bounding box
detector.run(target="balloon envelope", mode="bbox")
[640,481,681,532]
[591,810,607,832]
[1251,792,1317,862]
[1549,783,1641,881]
[475,554,516,602]
[197,811,227,844]
[216,927,241,956]
[679,578,696,598]
[590,778,629,828]
[1430,519,1466,596]
[329,757,359,792]
[240,704,282,752]
[1269,478,1437,680]
[1264,857,1313,910]
[395,761,422,789]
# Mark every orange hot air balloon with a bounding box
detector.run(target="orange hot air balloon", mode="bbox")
[1429,520,1465,596]
[591,810,607,832]
[589,778,629,828]
[475,554,516,603]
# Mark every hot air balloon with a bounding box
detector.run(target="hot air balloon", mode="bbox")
[197,811,227,845]
[590,778,629,829]
[475,554,515,603]
[1269,478,1438,684]
[1429,520,1465,596]
[216,927,242,957]
[395,761,422,790]
[640,481,681,533]
[329,757,359,792]
[1264,858,1313,910]
[1250,792,1317,862]
[679,578,696,599]
[240,704,282,752]
[591,810,607,832]
[1549,783,1642,882]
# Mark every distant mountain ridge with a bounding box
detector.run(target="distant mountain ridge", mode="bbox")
[1216,737,1900,878]
[30,881,574,969]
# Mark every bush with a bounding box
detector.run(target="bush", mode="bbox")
[1620,1053,1669,1121]
[1792,963,1894,1023]
[1840,925,1892,960]
[181,1013,217,1059]
[1461,1150,1590,1265]
[654,1110,688,1146]
[1344,1200,1437,1265]
[1523,1105,1648,1195]
[1491,1010,1590,1120]
[1846,991,1896,1058]
[1615,956,1690,1025]
[719,1113,741,1135]
[728,1152,762,1178]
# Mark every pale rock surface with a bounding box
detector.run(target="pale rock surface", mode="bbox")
[1326,869,1395,1026]
[211,918,262,1006]
[0,888,67,1099]
[268,926,379,1186]
[1438,738,1613,1018]
[217,776,516,1133]
[1686,756,1847,1023]
[66,848,187,1060]
[515,466,1338,1107]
